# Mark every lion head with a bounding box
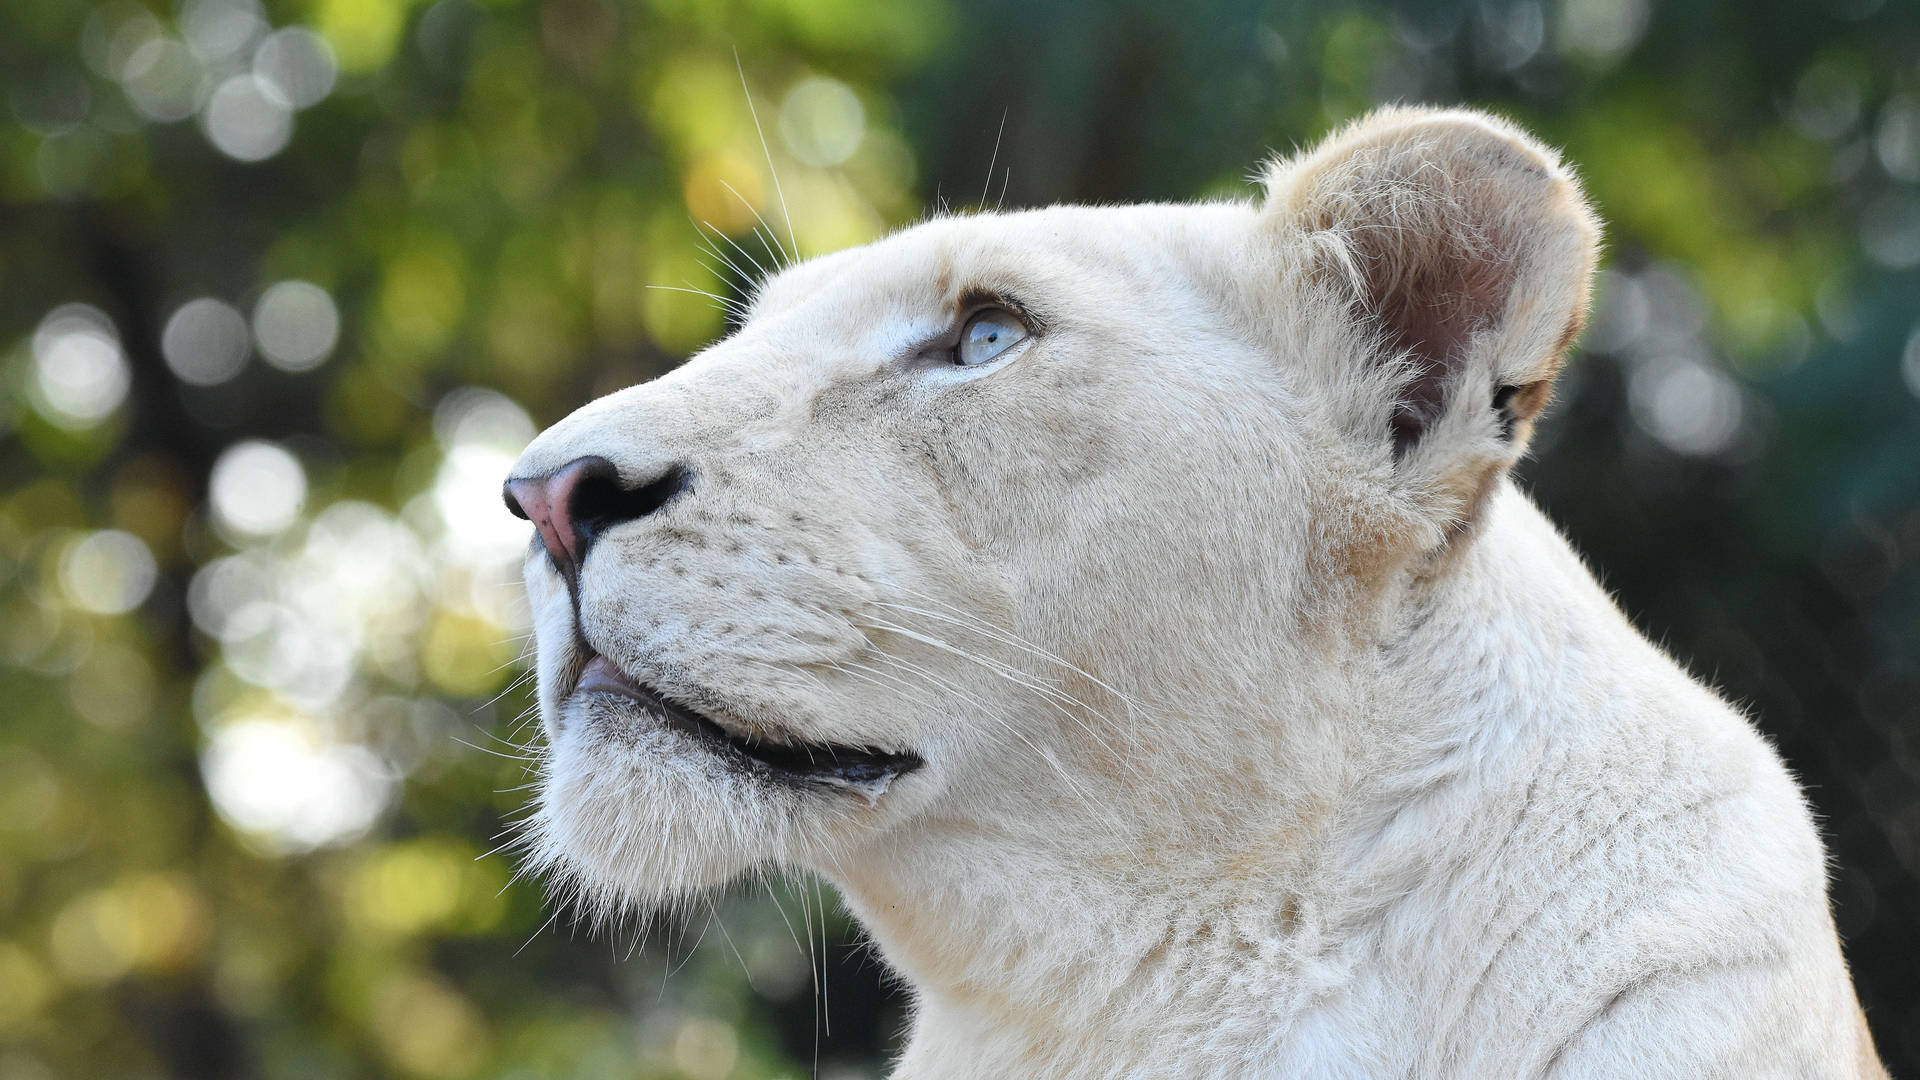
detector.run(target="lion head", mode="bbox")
[505,106,1598,933]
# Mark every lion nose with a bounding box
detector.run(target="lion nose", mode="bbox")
[502,456,689,580]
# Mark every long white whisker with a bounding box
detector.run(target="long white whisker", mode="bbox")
[716,178,794,270]
[734,48,799,263]
[688,261,754,326]
[699,219,775,286]
[783,559,1143,716]
[703,895,757,989]
[644,282,749,322]
[693,222,756,288]
[870,586,1148,716]
[981,108,1007,209]
[855,615,1132,768]
[858,650,1114,819]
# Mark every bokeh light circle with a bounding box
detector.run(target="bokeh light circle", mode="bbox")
[209,440,307,539]
[429,389,536,569]
[119,37,203,123]
[1628,357,1746,458]
[251,280,340,371]
[201,719,393,852]
[200,74,292,162]
[180,0,265,62]
[187,553,272,639]
[82,3,164,82]
[431,387,535,453]
[59,530,159,615]
[162,297,251,386]
[30,303,130,429]
[252,27,337,110]
[779,76,866,167]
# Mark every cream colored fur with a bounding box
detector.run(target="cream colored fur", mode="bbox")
[508,107,1886,1077]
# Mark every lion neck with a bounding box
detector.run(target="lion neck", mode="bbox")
[826,483,1630,1065]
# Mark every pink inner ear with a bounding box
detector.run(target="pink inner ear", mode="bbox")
[1368,228,1518,456]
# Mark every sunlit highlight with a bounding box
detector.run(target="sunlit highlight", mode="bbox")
[209,440,307,539]
[59,530,158,616]
[30,304,130,429]
[201,718,394,852]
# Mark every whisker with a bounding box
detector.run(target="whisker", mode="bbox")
[870,586,1148,716]
[716,177,795,271]
[981,107,1007,209]
[453,735,542,764]
[703,895,757,990]
[859,650,1113,816]
[855,615,1132,767]
[693,225,755,291]
[734,48,799,264]
[699,219,776,288]
[644,283,749,322]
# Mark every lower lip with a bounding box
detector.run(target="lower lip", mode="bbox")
[574,654,644,700]
[564,655,924,789]
[569,656,713,742]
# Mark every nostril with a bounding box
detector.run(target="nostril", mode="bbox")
[503,457,691,580]
[503,487,530,520]
[568,463,691,547]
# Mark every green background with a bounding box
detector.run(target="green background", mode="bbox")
[2,0,1916,1075]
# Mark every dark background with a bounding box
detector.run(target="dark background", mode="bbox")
[1,0,1915,1075]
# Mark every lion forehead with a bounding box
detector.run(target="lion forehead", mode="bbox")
[744,202,1262,332]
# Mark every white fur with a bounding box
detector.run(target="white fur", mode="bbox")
[507,107,1885,1077]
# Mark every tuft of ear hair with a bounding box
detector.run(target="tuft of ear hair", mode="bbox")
[1263,106,1601,535]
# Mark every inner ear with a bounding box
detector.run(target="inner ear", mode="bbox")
[1263,108,1601,472]
[1368,229,1518,455]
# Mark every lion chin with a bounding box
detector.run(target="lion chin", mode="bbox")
[504,105,1887,1078]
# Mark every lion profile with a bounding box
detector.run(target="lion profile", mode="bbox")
[504,106,1885,1077]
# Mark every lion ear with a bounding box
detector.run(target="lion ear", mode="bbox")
[1261,106,1600,517]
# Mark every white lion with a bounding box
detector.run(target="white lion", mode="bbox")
[504,106,1887,1077]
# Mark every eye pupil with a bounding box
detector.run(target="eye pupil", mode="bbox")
[953,307,1029,367]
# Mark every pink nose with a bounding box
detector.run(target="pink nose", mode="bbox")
[503,456,609,579]
[503,457,689,582]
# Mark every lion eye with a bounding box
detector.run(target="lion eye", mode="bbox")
[956,309,1028,366]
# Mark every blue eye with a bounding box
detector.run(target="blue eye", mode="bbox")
[956,309,1029,366]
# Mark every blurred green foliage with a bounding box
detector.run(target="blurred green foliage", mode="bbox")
[1,0,1917,1076]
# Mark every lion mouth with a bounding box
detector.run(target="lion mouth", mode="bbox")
[570,653,923,795]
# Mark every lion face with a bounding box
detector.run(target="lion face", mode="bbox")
[507,202,1328,905]
[508,108,1597,914]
